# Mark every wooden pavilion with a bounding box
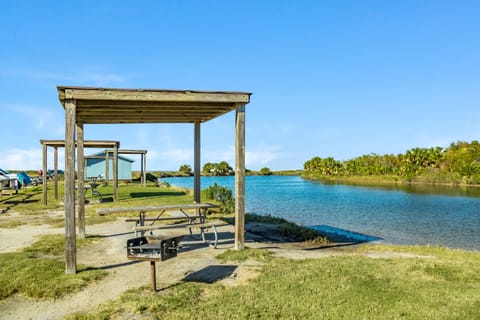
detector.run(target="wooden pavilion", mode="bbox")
[57,86,252,274]
[39,139,120,204]
[40,139,120,240]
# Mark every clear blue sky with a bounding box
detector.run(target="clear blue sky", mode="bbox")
[1,1,479,171]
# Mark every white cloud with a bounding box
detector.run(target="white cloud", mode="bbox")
[135,147,192,171]
[9,104,56,130]
[3,67,128,87]
[0,148,66,171]
[83,72,127,85]
[56,70,128,86]
[0,149,41,170]
[162,148,192,162]
[54,124,65,135]
[246,145,283,169]
[0,144,283,172]
[200,144,284,170]
[204,145,235,164]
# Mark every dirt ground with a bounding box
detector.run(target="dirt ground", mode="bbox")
[0,210,375,320]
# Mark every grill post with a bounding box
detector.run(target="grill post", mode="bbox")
[150,261,157,291]
[127,235,183,291]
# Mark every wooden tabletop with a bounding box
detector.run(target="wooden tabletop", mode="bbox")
[96,202,217,216]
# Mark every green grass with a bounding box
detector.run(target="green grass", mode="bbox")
[68,246,480,320]
[0,182,216,302]
[0,234,106,300]
[303,173,403,186]
[216,247,274,263]
[21,234,98,257]
[359,243,480,265]
[271,169,304,176]
[0,253,106,300]
[0,220,26,228]
[0,186,61,215]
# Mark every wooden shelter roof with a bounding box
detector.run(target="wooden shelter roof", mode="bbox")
[105,149,147,154]
[57,86,252,124]
[85,151,135,162]
[40,139,120,148]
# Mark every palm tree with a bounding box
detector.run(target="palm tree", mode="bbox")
[178,164,193,176]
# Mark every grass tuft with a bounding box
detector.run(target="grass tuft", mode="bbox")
[21,234,99,257]
[0,234,107,300]
[0,252,106,300]
[216,247,274,263]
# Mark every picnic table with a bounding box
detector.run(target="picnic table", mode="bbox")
[76,181,102,201]
[96,203,223,247]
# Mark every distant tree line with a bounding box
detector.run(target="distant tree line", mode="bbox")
[202,161,234,176]
[304,140,480,184]
[175,162,273,176]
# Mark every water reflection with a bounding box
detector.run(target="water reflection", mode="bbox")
[163,175,480,251]
[319,179,480,198]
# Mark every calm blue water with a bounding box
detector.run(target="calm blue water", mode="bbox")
[162,175,480,251]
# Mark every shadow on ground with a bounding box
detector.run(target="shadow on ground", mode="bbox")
[0,192,39,213]
[183,265,237,284]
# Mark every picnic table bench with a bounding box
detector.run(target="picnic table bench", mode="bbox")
[96,203,224,248]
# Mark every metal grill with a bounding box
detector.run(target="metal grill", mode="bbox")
[126,235,184,291]
[127,235,183,261]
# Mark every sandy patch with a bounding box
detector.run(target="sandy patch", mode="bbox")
[0,224,64,253]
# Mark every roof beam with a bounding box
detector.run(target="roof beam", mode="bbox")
[40,139,120,148]
[75,100,236,108]
[60,87,250,104]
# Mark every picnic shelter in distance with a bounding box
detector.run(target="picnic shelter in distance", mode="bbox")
[85,150,135,180]
[39,139,120,206]
[57,86,252,274]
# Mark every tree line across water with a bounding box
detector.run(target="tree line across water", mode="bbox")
[303,140,480,185]
[176,162,273,176]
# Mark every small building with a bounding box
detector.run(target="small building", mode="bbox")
[85,151,134,180]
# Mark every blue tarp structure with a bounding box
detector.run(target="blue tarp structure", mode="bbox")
[309,225,383,243]
[16,172,31,187]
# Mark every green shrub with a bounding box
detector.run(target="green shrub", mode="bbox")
[259,167,272,175]
[202,183,234,213]
[145,172,158,182]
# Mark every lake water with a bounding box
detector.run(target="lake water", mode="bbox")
[162,175,480,251]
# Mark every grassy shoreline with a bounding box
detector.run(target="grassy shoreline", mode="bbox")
[301,172,480,189]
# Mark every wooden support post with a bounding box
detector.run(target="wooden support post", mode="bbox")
[105,150,110,186]
[77,123,86,239]
[64,99,77,274]
[54,146,58,200]
[140,154,144,186]
[113,145,118,201]
[194,121,201,204]
[42,143,48,205]
[235,104,246,250]
[142,153,147,187]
